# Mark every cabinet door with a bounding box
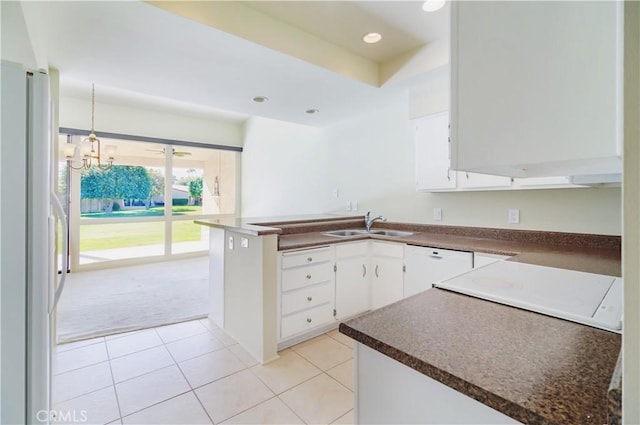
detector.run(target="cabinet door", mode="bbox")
[404,246,473,298]
[451,1,622,177]
[371,256,404,310]
[335,257,370,319]
[415,111,456,191]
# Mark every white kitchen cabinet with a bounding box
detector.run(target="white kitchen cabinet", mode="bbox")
[335,242,370,320]
[415,111,456,191]
[279,246,335,341]
[356,343,521,424]
[404,245,473,298]
[450,1,622,178]
[370,242,404,309]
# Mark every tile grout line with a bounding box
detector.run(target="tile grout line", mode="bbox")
[162,327,217,425]
[105,340,125,424]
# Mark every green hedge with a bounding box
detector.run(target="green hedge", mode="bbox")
[172,198,189,206]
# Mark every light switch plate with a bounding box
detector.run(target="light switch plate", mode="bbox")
[228,236,234,250]
[346,201,352,211]
[508,209,520,224]
[433,207,442,221]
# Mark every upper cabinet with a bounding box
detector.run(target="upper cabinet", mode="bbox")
[415,111,456,191]
[450,1,623,178]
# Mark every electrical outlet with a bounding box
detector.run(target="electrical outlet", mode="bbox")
[346,201,352,211]
[433,207,442,221]
[508,209,520,224]
[352,200,358,211]
[332,188,339,198]
[241,237,249,248]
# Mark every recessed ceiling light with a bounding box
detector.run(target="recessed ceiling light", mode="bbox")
[422,0,445,12]
[305,109,320,115]
[362,32,382,44]
[252,96,269,103]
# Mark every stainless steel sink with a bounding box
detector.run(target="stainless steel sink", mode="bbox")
[323,229,368,237]
[323,229,414,237]
[368,229,414,237]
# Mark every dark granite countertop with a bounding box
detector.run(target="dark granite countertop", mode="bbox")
[278,222,621,277]
[340,289,621,425]
[194,214,360,236]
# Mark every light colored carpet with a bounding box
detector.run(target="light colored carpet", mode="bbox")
[57,256,209,343]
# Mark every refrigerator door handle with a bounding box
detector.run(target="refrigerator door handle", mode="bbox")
[50,192,68,314]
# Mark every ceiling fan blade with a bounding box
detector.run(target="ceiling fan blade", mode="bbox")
[145,148,164,154]
[174,152,192,157]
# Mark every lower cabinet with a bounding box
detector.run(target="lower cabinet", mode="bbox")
[335,242,370,320]
[278,241,487,345]
[370,242,405,310]
[404,245,473,297]
[279,246,336,341]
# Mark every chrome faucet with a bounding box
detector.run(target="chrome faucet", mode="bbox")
[365,211,386,232]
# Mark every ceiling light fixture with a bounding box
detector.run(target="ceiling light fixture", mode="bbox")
[422,0,445,12]
[305,109,320,115]
[65,84,116,171]
[252,96,269,103]
[362,32,382,44]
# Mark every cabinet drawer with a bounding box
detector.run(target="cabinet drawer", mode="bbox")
[282,247,332,269]
[282,282,334,316]
[371,241,404,258]
[282,263,333,292]
[281,303,333,339]
[335,241,369,258]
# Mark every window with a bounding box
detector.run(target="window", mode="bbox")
[57,134,238,268]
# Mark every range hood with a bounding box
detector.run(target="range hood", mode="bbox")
[454,156,622,179]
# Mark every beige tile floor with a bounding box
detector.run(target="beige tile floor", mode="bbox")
[53,319,355,425]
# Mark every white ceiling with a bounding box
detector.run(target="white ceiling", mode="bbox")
[22,1,450,127]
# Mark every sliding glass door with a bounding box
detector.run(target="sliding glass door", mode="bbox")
[58,134,238,269]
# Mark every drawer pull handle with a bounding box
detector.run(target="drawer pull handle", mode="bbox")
[306,274,312,279]
[306,318,312,323]
[307,296,313,301]
[362,264,367,277]
[307,257,313,262]
[375,265,379,278]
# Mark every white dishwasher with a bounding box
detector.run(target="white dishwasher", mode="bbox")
[404,245,473,298]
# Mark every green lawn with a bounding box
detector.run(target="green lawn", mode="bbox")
[80,220,203,251]
[81,205,202,219]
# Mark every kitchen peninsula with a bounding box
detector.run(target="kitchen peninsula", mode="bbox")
[195,215,622,424]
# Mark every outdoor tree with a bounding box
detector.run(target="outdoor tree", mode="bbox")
[81,165,152,213]
[188,177,203,205]
[147,168,165,208]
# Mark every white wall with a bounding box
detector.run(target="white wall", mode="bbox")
[326,96,621,235]
[59,95,245,148]
[240,93,621,236]
[0,1,38,68]
[241,116,330,217]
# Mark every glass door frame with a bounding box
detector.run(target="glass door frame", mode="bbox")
[59,127,242,271]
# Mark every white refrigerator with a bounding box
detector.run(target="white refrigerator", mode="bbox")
[1,60,68,424]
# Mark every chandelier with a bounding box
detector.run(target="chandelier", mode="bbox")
[64,83,116,170]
